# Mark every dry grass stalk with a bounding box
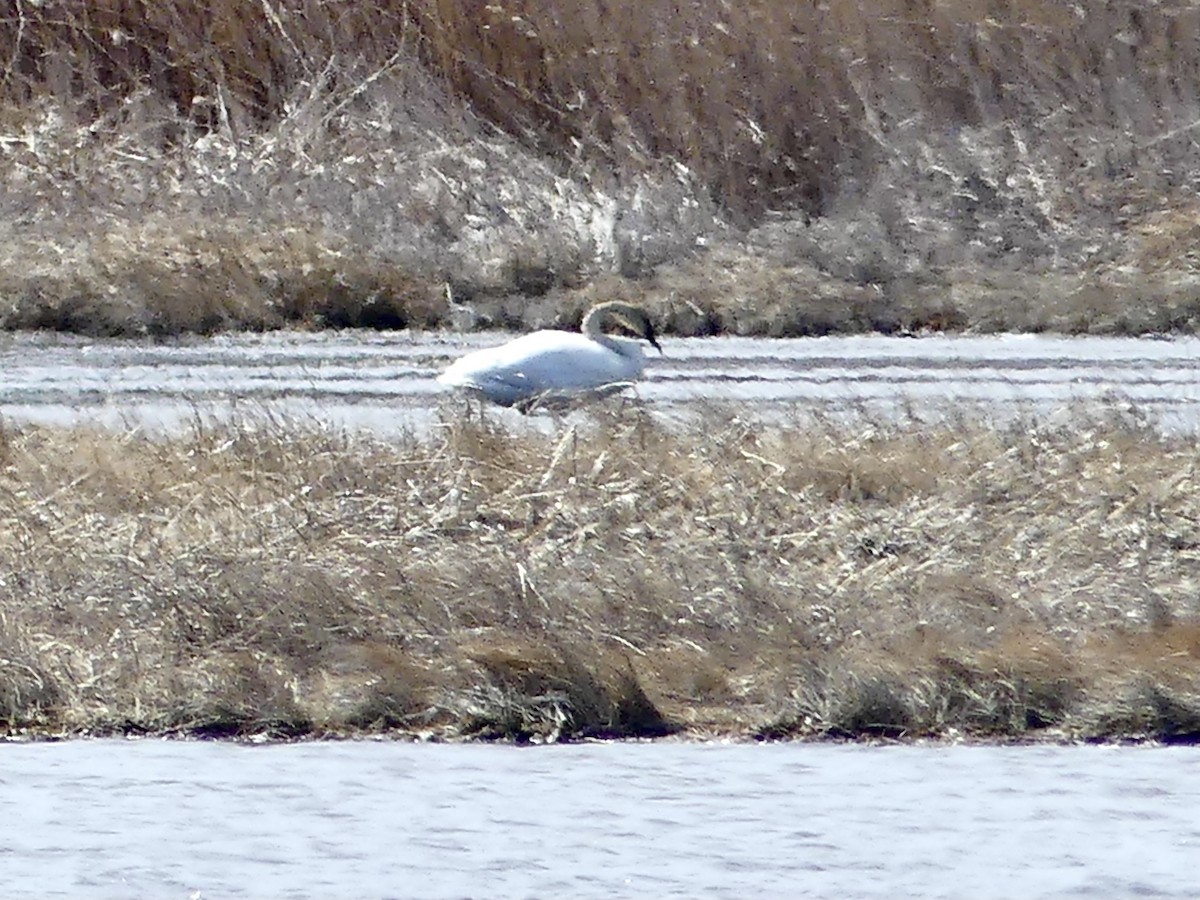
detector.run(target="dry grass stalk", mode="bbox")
[1,407,1199,742]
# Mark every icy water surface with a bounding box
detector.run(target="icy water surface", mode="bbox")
[3,331,1200,432]
[1,740,1196,899]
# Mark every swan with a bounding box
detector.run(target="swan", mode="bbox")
[437,301,661,410]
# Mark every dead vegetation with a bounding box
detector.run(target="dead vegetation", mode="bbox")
[4,1,1200,336]
[1,407,1199,743]
[5,2,1200,744]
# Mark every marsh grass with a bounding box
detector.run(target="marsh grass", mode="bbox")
[5,2,1200,336]
[2,407,1199,742]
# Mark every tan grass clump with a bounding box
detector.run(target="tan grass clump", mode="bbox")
[0,218,450,336]
[2,407,1200,742]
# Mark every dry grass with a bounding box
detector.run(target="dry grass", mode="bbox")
[3,2,1200,335]
[2,407,1199,742]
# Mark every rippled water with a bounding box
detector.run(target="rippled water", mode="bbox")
[2,740,1196,899]
[5,331,1200,433]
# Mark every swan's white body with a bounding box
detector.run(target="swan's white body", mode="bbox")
[437,302,660,409]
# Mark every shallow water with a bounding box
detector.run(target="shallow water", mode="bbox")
[4,331,1200,433]
[2,740,1196,899]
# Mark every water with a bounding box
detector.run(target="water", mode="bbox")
[5,331,1200,433]
[2,740,1196,898]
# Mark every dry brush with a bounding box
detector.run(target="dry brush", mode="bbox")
[1,407,1198,742]
[3,2,1200,335]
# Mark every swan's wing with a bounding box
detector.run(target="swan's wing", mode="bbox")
[437,348,538,406]
[439,332,644,404]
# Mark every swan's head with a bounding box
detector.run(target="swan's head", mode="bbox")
[597,302,662,354]
[618,312,662,354]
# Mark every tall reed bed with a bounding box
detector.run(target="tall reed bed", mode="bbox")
[7,1,1198,217]
[3,2,1200,337]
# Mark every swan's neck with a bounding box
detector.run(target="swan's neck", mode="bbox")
[580,302,653,360]
[594,333,642,360]
[582,302,638,340]
[581,305,609,341]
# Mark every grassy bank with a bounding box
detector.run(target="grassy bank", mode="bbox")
[1,409,1198,743]
[3,2,1200,336]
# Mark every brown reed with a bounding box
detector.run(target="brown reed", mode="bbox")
[3,2,1200,337]
[1,407,1198,742]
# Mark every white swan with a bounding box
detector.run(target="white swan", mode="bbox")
[437,301,661,410]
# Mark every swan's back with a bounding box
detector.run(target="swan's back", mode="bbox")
[438,329,646,407]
